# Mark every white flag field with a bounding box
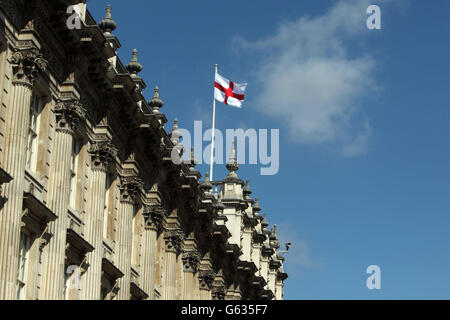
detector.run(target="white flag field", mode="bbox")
[214,72,247,108]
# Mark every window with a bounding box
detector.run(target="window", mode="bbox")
[26,93,42,172]
[16,232,31,300]
[69,139,81,210]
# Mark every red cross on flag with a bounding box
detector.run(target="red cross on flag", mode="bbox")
[214,72,247,108]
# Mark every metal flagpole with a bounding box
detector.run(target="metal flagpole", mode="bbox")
[210,64,218,181]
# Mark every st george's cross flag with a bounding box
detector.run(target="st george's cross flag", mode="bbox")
[214,72,247,108]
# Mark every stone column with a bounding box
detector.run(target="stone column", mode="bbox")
[163,229,183,300]
[141,204,164,300]
[181,251,200,300]
[198,270,215,300]
[0,47,46,300]
[116,176,143,300]
[81,141,117,300]
[40,99,85,300]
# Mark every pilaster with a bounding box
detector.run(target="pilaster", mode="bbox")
[40,98,85,300]
[81,139,117,300]
[0,45,46,300]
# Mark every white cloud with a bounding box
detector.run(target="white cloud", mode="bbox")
[276,222,318,269]
[235,0,377,156]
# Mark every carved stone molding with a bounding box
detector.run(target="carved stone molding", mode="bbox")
[164,229,184,254]
[211,286,226,300]
[182,251,201,273]
[88,141,117,172]
[198,270,216,291]
[11,46,47,87]
[143,204,166,231]
[119,176,144,204]
[54,99,86,134]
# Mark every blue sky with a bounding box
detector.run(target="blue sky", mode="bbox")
[87,0,450,299]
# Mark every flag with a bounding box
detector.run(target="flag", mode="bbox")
[214,72,247,108]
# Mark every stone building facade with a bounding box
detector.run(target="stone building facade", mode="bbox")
[0,0,287,300]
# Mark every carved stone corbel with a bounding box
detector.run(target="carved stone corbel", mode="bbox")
[164,229,184,254]
[211,285,227,300]
[11,46,47,87]
[142,204,166,231]
[88,140,117,172]
[182,251,201,273]
[54,98,86,134]
[198,270,216,291]
[119,176,144,204]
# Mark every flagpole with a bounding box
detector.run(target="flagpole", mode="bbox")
[210,64,218,181]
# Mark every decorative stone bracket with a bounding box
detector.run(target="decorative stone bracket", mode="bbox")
[54,99,86,134]
[88,140,117,172]
[211,285,226,300]
[11,46,47,86]
[182,251,201,273]
[143,204,165,231]
[164,229,184,254]
[119,176,144,204]
[198,270,216,291]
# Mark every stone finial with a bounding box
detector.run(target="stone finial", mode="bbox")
[169,118,182,145]
[226,140,239,179]
[149,86,164,113]
[261,213,269,228]
[270,224,280,249]
[200,172,213,193]
[188,146,198,169]
[214,192,225,212]
[243,180,252,196]
[126,49,143,77]
[99,5,117,34]
[253,197,262,213]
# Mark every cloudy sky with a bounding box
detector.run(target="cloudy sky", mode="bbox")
[88,0,450,299]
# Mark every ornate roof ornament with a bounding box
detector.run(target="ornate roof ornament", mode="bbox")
[261,213,269,229]
[99,5,117,34]
[226,140,239,179]
[214,192,225,212]
[11,47,47,87]
[169,118,182,145]
[149,86,164,113]
[243,180,252,196]
[200,172,213,193]
[126,49,143,77]
[269,225,281,249]
[253,197,262,213]
[88,140,117,172]
[187,146,198,170]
